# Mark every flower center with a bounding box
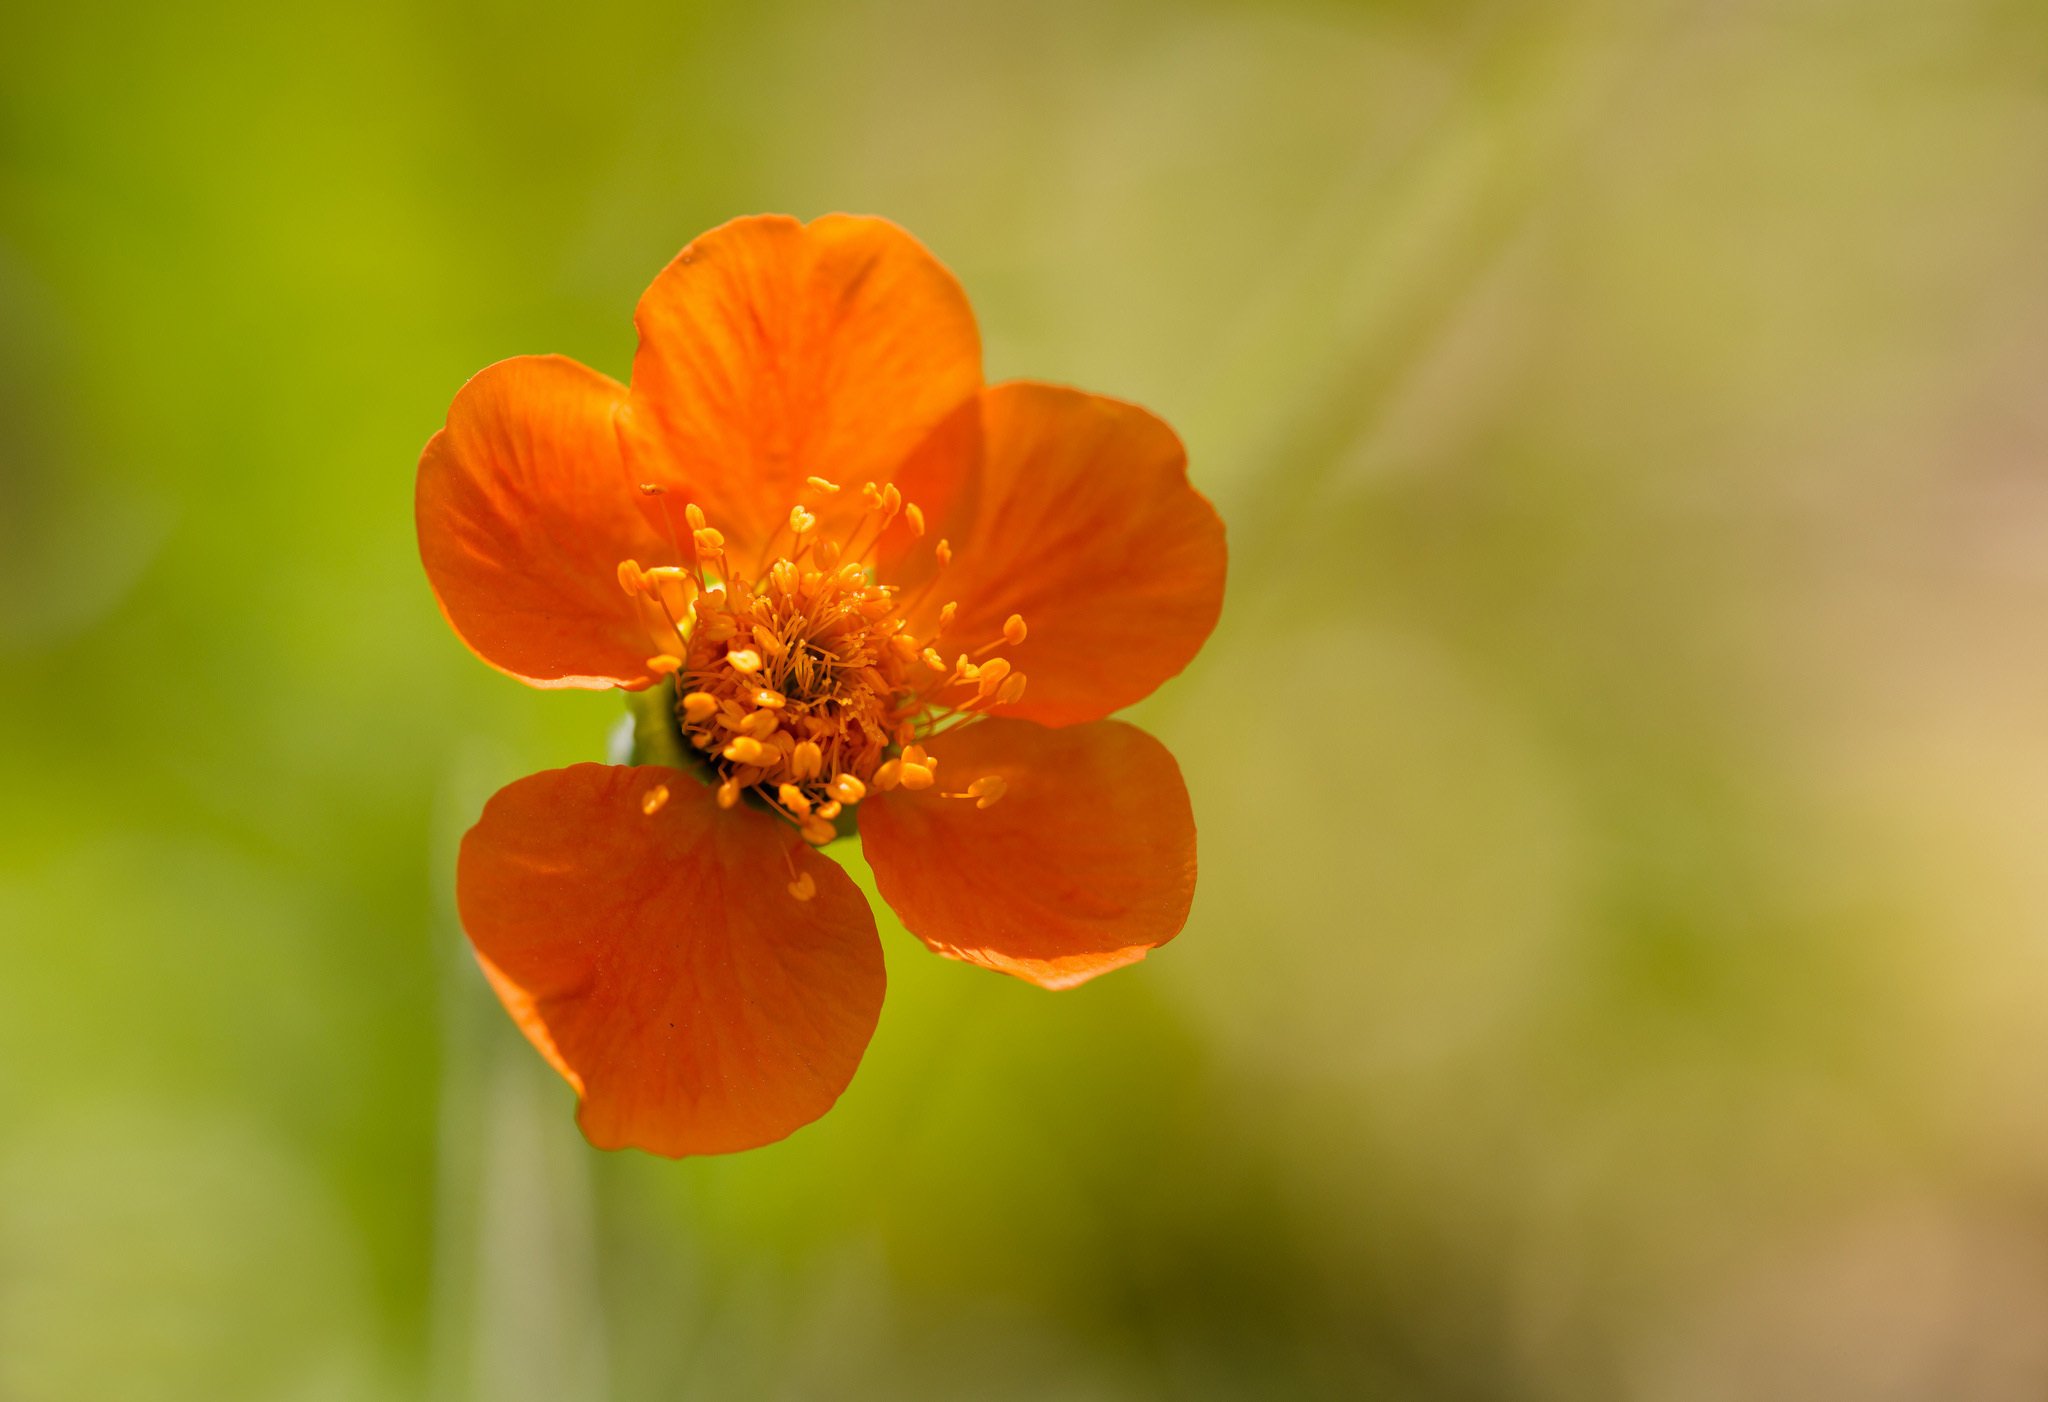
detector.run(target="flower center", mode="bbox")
[617,478,1025,851]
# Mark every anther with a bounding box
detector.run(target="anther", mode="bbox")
[938,601,958,631]
[790,506,817,534]
[739,711,780,740]
[904,503,926,537]
[815,800,842,820]
[693,526,724,553]
[617,560,646,594]
[791,741,823,781]
[777,784,812,818]
[723,736,770,765]
[997,672,1028,705]
[716,778,740,809]
[642,783,671,814]
[1003,614,1028,645]
[639,482,666,496]
[921,648,947,672]
[800,816,837,846]
[754,688,786,709]
[829,773,867,805]
[646,654,683,675]
[935,538,953,567]
[681,691,719,723]
[899,762,936,790]
[727,648,763,674]
[787,871,817,901]
[873,759,902,791]
[684,503,707,530]
[966,776,1007,809]
[805,476,841,494]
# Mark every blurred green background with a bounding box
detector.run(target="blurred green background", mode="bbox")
[6,0,2048,1397]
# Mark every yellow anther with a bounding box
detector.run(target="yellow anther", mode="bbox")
[935,538,952,567]
[641,783,671,815]
[681,691,719,723]
[777,784,812,818]
[789,505,817,534]
[638,482,666,496]
[815,799,843,820]
[1003,614,1027,645]
[800,816,837,846]
[938,601,958,631]
[716,778,740,809]
[646,654,683,675]
[966,776,1007,809]
[899,762,935,791]
[954,655,978,681]
[754,688,786,709]
[684,503,707,530]
[921,647,947,672]
[888,633,919,662]
[904,502,926,536]
[976,658,1011,691]
[829,773,867,805]
[805,476,841,494]
[617,559,646,594]
[819,539,842,567]
[723,736,769,765]
[693,526,724,553]
[791,741,823,781]
[873,759,902,791]
[771,560,800,595]
[787,871,817,901]
[860,481,883,507]
[739,711,780,740]
[997,672,1028,705]
[902,744,931,768]
[880,483,902,516]
[752,624,785,657]
[727,648,762,674]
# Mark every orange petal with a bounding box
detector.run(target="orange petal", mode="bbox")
[861,718,1195,989]
[458,764,884,1156]
[625,213,983,551]
[417,355,669,689]
[928,382,1226,727]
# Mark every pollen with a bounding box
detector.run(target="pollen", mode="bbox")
[641,783,671,815]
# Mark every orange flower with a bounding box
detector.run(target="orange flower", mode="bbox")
[417,214,1225,1156]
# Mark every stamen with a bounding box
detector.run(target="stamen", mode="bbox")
[791,741,823,781]
[787,870,817,901]
[716,778,740,809]
[967,775,1006,809]
[1003,614,1027,645]
[777,784,812,818]
[789,505,817,535]
[938,601,958,632]
[904,503,926,537]
[805,476,841,494]
[727,648,763,674]
[800,816,836,846]
[829,773,867,805]
[641,783,671,815]
[681,691,719,723]
[997,673,1028,705]
[647,654,683,675]
[935,538,953,568]
[753,688,786,709]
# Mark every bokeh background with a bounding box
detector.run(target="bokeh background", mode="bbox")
[6,0,2048,1397]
